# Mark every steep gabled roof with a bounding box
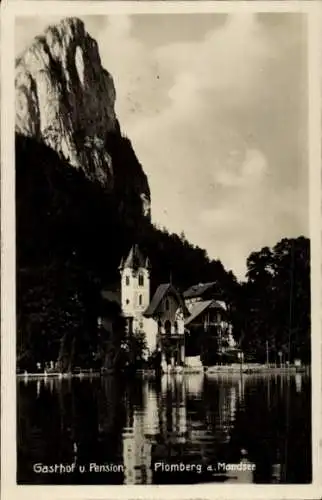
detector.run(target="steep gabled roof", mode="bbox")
[119,244,151,271]
[185,299,226,326]
[185,300,213,326]
[183,282,217,299]
[143,283,189,318]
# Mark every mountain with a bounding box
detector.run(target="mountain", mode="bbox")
[15,17,150,216]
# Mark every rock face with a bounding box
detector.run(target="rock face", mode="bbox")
[15,17,150,215]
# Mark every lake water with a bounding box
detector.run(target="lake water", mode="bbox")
[17,372,311,484]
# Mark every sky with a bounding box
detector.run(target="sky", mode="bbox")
[15,13,308,279]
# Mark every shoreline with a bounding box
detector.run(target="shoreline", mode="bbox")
[16,365,310,380]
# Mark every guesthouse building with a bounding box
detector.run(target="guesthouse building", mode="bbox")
[143,283,190,368]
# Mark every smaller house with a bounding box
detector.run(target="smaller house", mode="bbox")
[183,282,226,312]
[185,299,232,344]
[183,282,231,338]
[183,283,235,364]
[143,283,190,367]
[185,299,230,335]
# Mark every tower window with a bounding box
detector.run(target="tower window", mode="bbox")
[125,276,130,286]
[138,274,144,286]
[165,298,170,311]
[139,294,142,306]
[126,299,130,305]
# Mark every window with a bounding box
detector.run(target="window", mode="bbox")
[138,274,144,286]
[165,298,170,311]
[139,294,142,306]
[165,320,171,334]
[126,299,130,305]
[125,276,130,286]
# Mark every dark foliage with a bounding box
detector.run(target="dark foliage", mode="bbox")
[231,237,310,364]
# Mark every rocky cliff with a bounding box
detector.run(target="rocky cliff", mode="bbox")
[15,17,150,215]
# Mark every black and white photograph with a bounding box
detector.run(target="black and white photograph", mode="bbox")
[1,2,321,497]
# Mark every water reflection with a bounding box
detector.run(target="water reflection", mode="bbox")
[17,373,311,484]
[295,373,302,393]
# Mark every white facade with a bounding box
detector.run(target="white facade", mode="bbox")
[121,265,150,334]
[144,317,158,353]
[119,245,154,352]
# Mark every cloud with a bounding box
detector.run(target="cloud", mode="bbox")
[100,14,307,279]
[156,14,269,105]
[214,149,268,188]
[15,14,308,279]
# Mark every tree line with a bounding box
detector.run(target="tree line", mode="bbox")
[232,236,310,364]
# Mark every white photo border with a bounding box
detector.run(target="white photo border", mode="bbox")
[1,2,321,499]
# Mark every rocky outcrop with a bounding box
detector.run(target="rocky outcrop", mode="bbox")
[15,18,153,372]
[15,17,150,216]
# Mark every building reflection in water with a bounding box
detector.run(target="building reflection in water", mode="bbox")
[185,373,204,398]
[121,373,246,484]
[17,373,311,485]
[42,377,55,394]
[123,380,159,484]
[272,462,282,483]
[123,375,188,484]
[295,373,302,393]
[161,374,187,442]
[238,375,245,403]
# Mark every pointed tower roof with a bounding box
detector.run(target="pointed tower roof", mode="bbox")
[145,256,152,270]
[119,244,150,271]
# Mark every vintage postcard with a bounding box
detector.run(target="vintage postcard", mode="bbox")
[1,1,321,499]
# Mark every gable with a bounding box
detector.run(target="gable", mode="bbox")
[185,299,226,326]
[144,283,189,318]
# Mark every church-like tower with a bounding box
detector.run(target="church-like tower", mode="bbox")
[119,244,151,334]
